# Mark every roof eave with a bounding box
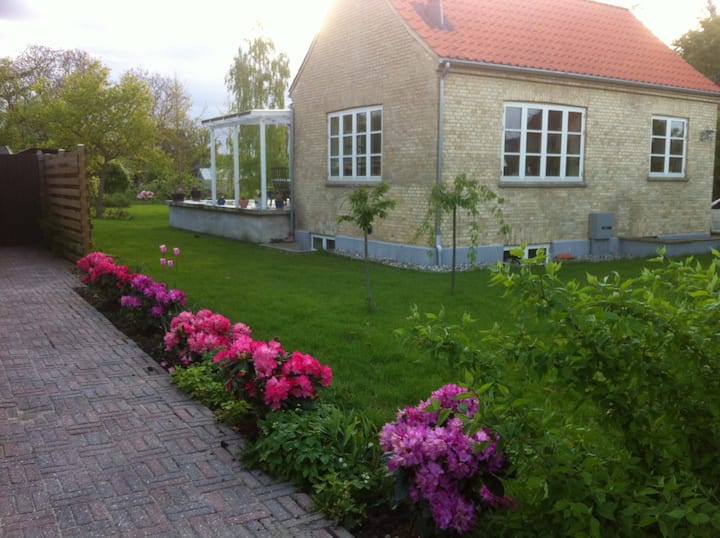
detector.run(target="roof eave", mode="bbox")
[442,58,720,100]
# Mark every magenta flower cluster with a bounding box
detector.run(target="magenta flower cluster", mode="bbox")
[215,342,333,412]
[380,384,513,534]
[163,309,250,368]
[136,190,154,200]
[77,252,133,287]
[77,252,134,306]
[163,308,332,411]
[120,273,186,319]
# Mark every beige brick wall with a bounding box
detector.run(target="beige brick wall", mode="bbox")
[291,0,439,244]
[442,70,719,246]
[291,0,719,250]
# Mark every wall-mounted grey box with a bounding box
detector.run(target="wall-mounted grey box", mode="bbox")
[589,212,614,239]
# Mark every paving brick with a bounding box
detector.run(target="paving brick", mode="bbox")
[0,247,348,538]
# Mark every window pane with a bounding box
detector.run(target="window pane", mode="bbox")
[330,117,339,136]
[357,156,366,176]
[567,134,581,154]
[548,110,563,131]
[371,110,382,131]
[547,133,562,154]
[505,132,521,152]
[670,121,685,138]
[343,114,353,133]
[546,156,561,176]
[504,155,520,176]
[527,132,542,153]
[313,236,323,250]
[357,112,367,132]
[343,135,352,154]
[651,138,665,155]
[669,157,683,173]
[652,119,666,136]
[505,107,522,129]
[370,156,381,176]
[357,134,366,154]
[527,108,543,130]
[371,133,381,154]
[650,156,665,173]
[343,157,352,176]
[567,157,580,177]
[330,158,339,176]
[526,156,541,176]
[670,139,684,156]
[568,112,582,132]
[330,138,339,156]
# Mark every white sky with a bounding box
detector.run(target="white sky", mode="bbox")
[0,0,714,119]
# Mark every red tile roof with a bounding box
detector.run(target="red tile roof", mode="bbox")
[389,0,720,95]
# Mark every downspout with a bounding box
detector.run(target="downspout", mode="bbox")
[436,60,451,266]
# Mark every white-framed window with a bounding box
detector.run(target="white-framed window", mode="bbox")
[312,234,336,251]
[502,103,585,180]
[503,244,549,264]
[650,116,687,177]
[328,106,382,180]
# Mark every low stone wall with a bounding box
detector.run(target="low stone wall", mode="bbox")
[168,202,291,243]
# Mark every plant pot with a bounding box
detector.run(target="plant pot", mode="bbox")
[191,188,202,201]
[239,199,249,208]
[172,192,185,202]
[275,199,285,209]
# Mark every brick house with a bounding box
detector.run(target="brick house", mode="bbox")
[289,0,720,264]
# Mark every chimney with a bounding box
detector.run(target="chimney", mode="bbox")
[427,0,444,28]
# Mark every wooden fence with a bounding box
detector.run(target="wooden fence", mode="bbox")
[0,145,91,259]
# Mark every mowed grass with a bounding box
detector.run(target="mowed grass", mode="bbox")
[92,203,662,425]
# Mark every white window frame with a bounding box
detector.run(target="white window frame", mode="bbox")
[502,103,585,182]
[503,244,549,264]
[311,234,336,251]
[328,106,382,181]
[649,116,687,178]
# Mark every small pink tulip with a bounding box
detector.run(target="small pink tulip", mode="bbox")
[160,244,167,253]
[160,258,166,266]
[167,260,174,268]
[173,247,180,256]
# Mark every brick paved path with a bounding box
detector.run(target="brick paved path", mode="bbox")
[0,247,351,538]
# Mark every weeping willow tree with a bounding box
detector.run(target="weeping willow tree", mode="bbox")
[225,33,290,197]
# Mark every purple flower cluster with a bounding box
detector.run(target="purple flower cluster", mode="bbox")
[380,384,513,534]
[120,273,186,321]
[136,190,154,200]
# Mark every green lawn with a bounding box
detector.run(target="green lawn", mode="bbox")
[92,203,662,424]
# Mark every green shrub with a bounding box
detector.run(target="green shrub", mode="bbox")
[171,362,252,426]
[242,403,390,527]
[103,192,133,208]
[400,249,720,536]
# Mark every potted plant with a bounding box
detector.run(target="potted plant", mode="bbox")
[273,179,291,209]
[171,188,185,202]
[190,186,202,201]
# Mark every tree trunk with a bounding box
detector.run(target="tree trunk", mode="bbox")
[364,230,373,311]
[95,164,107,218]
[451,206,457,294]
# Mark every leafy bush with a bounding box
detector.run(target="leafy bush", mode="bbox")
[400,250,720,536]
[243,403,389,527]
[171,362,252,425]
[104,160,132,194]
[103,191,133,208]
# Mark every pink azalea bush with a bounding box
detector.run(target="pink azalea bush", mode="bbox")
[163,309,250,369]
[380,384,513,534]
[214,336,333,414]
[136,190,154,200]
[77,252,134,307]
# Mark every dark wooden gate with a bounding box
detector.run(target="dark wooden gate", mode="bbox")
[0,149,43,246]
[0,146,91,258]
